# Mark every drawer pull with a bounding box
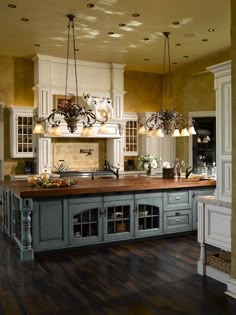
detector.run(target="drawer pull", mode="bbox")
[175,219,180,222]
[175,196,180,200]
[175,212,181,216]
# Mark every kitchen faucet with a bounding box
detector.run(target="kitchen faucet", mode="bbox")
[185,166,193,178]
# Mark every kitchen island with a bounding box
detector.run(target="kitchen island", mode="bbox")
[0,176,216,261]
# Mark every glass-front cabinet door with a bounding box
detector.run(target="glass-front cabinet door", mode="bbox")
[10,107,34,158]
[103,194,134,241]
[69,199,103,246]
[134,192,163,237]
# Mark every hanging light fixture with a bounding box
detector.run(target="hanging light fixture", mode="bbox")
[33,14,108,135]
[138,32,196,137]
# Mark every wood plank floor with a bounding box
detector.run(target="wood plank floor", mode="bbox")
[1,233,236,315]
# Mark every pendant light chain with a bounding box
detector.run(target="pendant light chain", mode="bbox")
[161,33,167,111]
[71,17,79,105]
[166,32,173,111]
[65,15,72,101]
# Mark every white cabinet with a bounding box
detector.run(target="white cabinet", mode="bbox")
[107,138,124,171]
[139,133,175,168]
[124,113,138,156]
[37,137,52,174]
[207,61,231,202]
[10,106,34,158]
[203,203,231,251]
[197,61,232,287]
[197,199,231,284]
[138,112,175,166]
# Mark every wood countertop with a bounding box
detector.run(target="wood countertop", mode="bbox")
[0,176,216,199]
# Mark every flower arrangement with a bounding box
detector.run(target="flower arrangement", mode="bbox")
[138,154,160,171]
[57,99,81,118]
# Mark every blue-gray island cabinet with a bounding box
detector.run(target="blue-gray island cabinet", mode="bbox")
[0,177,216,261]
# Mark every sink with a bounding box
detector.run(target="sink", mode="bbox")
[181,178,201,182]
[181,176,215,182]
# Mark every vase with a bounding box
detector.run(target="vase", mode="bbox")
[146,164,155,176]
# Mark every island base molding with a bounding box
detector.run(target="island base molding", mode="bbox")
[225,277,236,299]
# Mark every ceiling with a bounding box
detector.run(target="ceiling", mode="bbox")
[0,0,231,73]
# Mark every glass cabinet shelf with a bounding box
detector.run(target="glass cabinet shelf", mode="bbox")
[73,208,99,239]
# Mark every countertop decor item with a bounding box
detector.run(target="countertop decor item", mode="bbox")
[33,14,109,136]
[138,155,159,174]
[138,32,196,138]
[37,178,77,188]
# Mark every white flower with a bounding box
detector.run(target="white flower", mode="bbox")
[151,160,158,169]
[138,154,160,170]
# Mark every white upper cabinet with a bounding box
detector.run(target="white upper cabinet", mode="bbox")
[124,113,138,156]
[10,106,35,158]
[207,61,231,202]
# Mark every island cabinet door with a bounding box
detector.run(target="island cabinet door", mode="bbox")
[103,193,134,241]
[69,198,103,246]
[33,199,68,252]
[134,192,163,237]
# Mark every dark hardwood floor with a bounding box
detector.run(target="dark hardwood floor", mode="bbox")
[1,232,236,315]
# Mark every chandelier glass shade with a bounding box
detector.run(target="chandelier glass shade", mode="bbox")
[138,32,196,137]
[33,14,108,136]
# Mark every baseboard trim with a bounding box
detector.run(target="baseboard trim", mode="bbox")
[225,277,236,299]
[206,265,229,284]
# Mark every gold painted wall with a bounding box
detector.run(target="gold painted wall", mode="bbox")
[124,71,163,112]
[0,56,34,176]
[124,50,230,166]
[170,49,230,165]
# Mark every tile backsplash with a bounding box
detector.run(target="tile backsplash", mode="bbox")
[51,139,106,172]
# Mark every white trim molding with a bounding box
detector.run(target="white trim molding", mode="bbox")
[226,277,236,299]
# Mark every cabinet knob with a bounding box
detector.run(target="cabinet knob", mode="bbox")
[175,219,180,222]
[175,196,180,200]
[175,212,181,216]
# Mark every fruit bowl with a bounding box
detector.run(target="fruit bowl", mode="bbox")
[37,178,77,188]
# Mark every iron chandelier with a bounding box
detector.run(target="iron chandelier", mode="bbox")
[138,32,196,137]
[33,14,108,136]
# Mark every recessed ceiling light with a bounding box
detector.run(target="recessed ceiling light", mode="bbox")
[202,38,208,42]
[172,21,180,25]
[87,3,95,8]
[34,44,40,47]
[175,43,181,46]
[21,18,29,22]
[119,23,126,27]
[208,28,215,32]
[143,38,150,41]
[107,31,114,35]
[132,13,140,17]
[8,4,16,8]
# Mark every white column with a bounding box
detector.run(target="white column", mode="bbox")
[110,63,126,120]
